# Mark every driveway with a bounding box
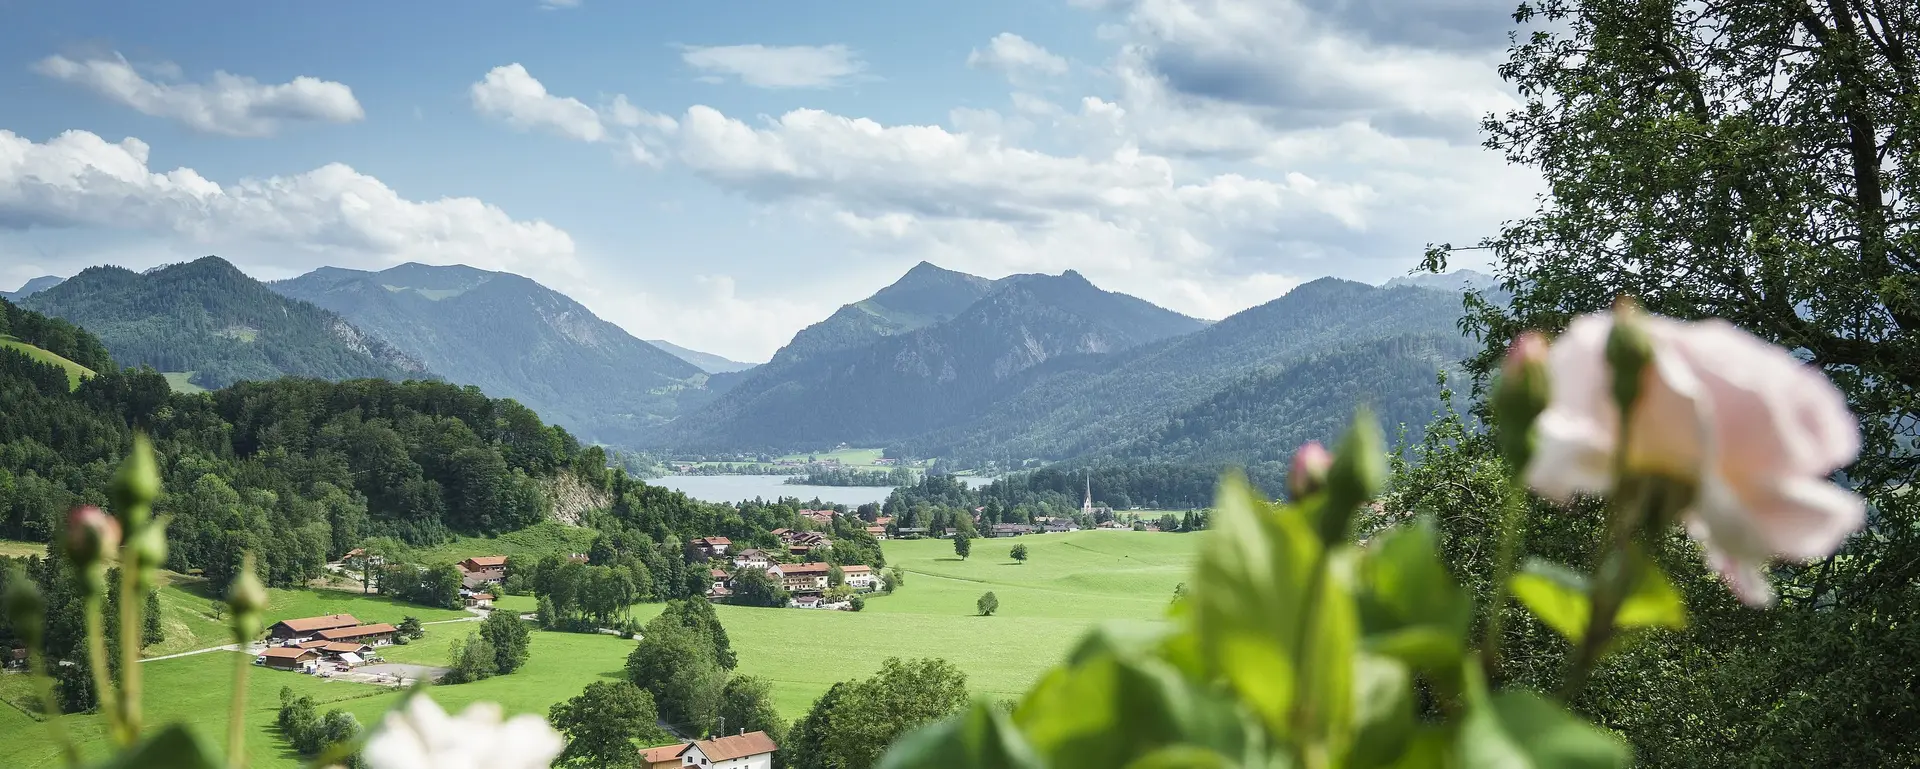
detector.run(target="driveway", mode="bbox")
[346,662,448,687]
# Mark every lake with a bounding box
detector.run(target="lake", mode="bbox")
[648,474,999,506]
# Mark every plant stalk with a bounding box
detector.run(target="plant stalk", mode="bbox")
[83,594,120,740]
[1480,481,1529,683]
[117,558,144,742]
[229,644,251,769]
[1289,545,1332,766]
[27,644,81,768]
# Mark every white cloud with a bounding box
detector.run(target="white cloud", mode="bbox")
[679,44,867,89]
[0,129,576,276]
[967,33,1070,77]
[470,64,606,142]
[33,54,363,137]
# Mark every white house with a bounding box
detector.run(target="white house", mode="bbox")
[731,549,774,571]
[841,565,878,591]
[680,730,778,769]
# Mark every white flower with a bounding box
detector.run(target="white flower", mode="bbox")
[363,693,564,769]
[1526,311,1865,606]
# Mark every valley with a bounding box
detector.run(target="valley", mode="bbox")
[0,531,1199,769]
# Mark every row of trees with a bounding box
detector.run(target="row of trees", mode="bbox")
[0,552,163,712]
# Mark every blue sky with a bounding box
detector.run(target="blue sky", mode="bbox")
[0,0,1536,361]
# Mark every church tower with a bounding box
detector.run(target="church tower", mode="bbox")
[1082,475,1095,517]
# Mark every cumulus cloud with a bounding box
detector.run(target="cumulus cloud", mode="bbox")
[1088,0,1516,141]
[33,54,363,137]
[679,44,867,88]
[0,129,576,275]
[470,64,607,142]
[967,33,1070,76]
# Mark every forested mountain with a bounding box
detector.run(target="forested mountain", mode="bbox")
[646,339,757,373]
[24,257,428,390]
[1102,332,1478,465]
[1,275,65,301]
[770,261,998,366]
[271,262,708,447]
[656,269,1206,450]
[899,279,1474,465]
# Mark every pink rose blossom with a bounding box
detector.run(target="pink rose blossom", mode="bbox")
[1525,311,1864,606]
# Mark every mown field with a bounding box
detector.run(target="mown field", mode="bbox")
[0,530,1203,768]
[0,336,93,390]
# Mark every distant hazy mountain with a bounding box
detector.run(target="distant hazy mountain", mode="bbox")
[1,275,65,302]
[656,268,1206,450]
[272,262,707,446]
[25,257,428,389]
[1383,269,1500,293]
[646,339,757,374]
[897,278,1473,464]
[772,261,998,366]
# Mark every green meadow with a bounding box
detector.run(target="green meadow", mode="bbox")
[0,336,94,390]
[0,530,1203,767]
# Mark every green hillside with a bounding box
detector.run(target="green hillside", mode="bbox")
[0,335,94,390]
[25,257,431,390]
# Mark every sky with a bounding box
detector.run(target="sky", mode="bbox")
[0,0,1540,363]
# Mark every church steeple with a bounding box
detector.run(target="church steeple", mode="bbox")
[1082,474,1094,515]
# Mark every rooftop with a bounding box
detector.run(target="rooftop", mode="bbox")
[272,614,359,633]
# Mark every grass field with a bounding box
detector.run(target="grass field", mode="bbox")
[161,371,208,394]
[0,539,46,558]
[0,336,94,390]
[409,520,599,564]
[0,530,1204,767]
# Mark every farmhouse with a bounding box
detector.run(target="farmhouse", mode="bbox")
[688,536,733,559]
[1043,520,1079,533]
[895,527,930,539]
[464,593,495,608]
[990,523,1034,537]
[315,623,399,646]
[259,647,320,672]
[458,556,507,583]
[642,730,778,769]
[799,509,836,525]
[769,562,832,593]
[865,526,889,539]
[268,614,358,641]
[841,564,877,590]
[731,548,774,571]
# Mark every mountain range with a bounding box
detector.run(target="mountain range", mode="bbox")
[269,262,711,447]
[17,254,1489,467]
[23,258,429,390]
[646,339,757,374]
[1,275,65,302]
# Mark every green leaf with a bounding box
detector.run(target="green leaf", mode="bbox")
[90,724,221,769]
[1121,746,1241,769]
[1511,553,1686,647]
[1614,553,1687,632]
[1191,472,1320,731]
[1014,647,1265,769]
[1458,690,1631,769]
[1510,559,1591,642]
[877,700,1046,769]
[1349,653,1416,769]
[1357,517,1473,671]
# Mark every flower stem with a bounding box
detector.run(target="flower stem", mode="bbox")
[1560,476,1652,701]
[1289,546,1332,766]
[83,594,119,740]
[1480,481,1528,683]
[228,643,251,769]
[27,643,81,768]
[117,558,144,742]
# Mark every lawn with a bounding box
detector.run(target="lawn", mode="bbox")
[147,577,471,658]
[161,371,207,394]
[1,530,1206,766]
[0,539,47,558]
[0,336,93,390]
[409,520,599,564]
